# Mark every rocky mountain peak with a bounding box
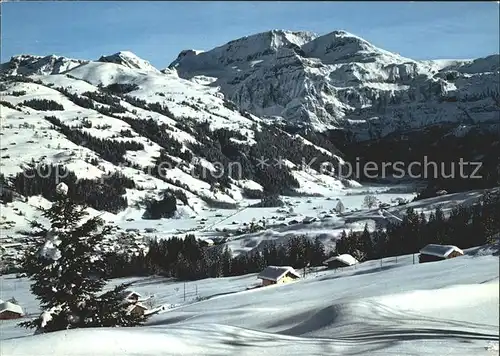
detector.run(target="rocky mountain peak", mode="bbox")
[0,54,88,76]
[168,29,317,75]
[169,29,499,136]
[98,51,159,73]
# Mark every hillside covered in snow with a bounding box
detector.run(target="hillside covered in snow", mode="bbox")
[0,49,352,209]
[1,242,499,355]
[0,48,355,270]
[169,29,500,137]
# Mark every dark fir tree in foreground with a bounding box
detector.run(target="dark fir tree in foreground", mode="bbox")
[20,183,147,333]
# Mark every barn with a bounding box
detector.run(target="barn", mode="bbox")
[419,244,464,263]
[126,302,148,317]
[322,254,358,269]
[257,266,301,287]
[0,301,24,320]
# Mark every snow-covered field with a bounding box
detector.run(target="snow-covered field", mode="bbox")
[1,182,420,261]
[4,182,494,263]
[100,187,495,256]
[1,242,498,355]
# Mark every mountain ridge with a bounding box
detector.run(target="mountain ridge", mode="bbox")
[167,29,499,136]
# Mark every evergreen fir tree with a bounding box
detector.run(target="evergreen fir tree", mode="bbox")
[481,191,500,242]
[359,223,373,259]
[80,283,145,328]
[311,237,326,266]
[20,183,147,333]
[336,230,348,254]
[335,200,345,214]
[372,227,388,258]
[221,246,232,276]
[433,206,448,244]
[346,229,358,255]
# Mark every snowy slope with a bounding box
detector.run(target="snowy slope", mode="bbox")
[170,29,500,136]
[0,51,363,269]
[1,244,498,355]
[0,58,347,204]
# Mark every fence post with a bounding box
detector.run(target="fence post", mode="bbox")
[413,253,415,264]
[380,258,382,270]
[183,283,186,302]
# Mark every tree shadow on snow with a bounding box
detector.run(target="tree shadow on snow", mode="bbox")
[317,264,400,282]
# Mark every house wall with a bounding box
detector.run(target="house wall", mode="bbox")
[262,279,275,286]
[447,250,464,259]
[261,273,298,286]
[419,253,445,263]
[277,274,298,284]
[0,311,22,320]
[326,260,350,269]
[419,250,464,264]
[130,306,145,317]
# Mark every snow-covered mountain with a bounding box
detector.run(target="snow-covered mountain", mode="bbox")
[0,50,352,224]
[169,29,500,136]
[0,54,88,76]
[98,51,160,73]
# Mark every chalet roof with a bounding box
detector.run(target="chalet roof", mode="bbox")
[419,244,464,258]
[0,301,23,315]
[118,290,142,300]
[257,266,300,282]
[323,254,358,266]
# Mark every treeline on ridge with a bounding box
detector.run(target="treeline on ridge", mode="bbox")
[9,164,134,213]
[45,116,143,164]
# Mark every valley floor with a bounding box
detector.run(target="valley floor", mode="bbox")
[1,242,498,356]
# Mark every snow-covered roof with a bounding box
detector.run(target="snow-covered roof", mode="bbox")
[119,290,142,300]
[0,301,24,315]
[257,266,300,282]
[323,254,358,266]
[419,244,464,258]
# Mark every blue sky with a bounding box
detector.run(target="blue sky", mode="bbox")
[2,1,499,68]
